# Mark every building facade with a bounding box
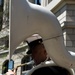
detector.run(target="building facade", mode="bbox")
[0,0,75,75]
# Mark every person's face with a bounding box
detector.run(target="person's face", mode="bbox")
[32,44,47,65]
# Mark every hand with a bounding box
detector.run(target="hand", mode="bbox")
[6,69,16,75]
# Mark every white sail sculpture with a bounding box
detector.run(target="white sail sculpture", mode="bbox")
[9,0,75,68]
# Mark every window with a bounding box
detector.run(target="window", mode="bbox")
[0,0,1,5]
[0,0,4,30]
[2,59,14,74]
[21,56,33,72]
[5,39,9,49]
[35,0,41,5]
[2,60,9,74]
[0,0,4,6]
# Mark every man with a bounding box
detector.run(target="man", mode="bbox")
[26,34,48,65]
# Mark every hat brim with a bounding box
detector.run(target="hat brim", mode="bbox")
[27,49,32,54]
[26,39,43,54]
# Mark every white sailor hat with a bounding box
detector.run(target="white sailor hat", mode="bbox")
[26,34,43,54]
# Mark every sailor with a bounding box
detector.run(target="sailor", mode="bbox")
[26,34,50,65]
